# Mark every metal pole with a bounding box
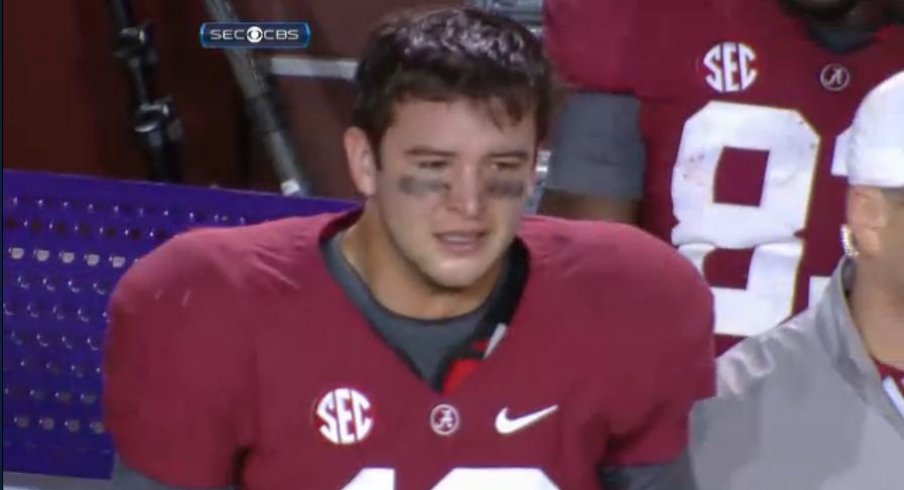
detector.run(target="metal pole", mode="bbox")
[202,0,311,197]
[109,0,183,182]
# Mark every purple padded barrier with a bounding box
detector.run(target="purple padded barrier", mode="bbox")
[2,170,355,479]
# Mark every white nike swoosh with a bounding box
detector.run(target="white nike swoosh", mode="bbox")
[495,405,558,435]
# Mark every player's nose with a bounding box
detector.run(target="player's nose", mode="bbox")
[445,163,483,218]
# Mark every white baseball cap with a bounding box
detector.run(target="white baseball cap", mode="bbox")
[846,70,904,188]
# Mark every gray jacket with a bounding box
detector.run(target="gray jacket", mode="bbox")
[690,260,904,490]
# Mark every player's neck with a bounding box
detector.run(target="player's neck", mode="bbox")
[850,269,904,369]
[341,211,501,320]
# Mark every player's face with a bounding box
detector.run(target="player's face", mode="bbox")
[879,190,904,295]
[367,98,537,290]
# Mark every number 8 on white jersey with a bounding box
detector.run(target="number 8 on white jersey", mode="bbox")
[672,101,844,337]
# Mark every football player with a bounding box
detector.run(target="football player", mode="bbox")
[103,6,715,490]
[690,70,904,490]
[540,0,904,342]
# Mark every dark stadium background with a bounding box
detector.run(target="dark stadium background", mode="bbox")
[3,0,471,199]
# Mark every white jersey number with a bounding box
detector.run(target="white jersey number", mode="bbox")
[343,468,558,489]
[673,101,848,337]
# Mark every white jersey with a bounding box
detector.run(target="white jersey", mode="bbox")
[690,259,904,490]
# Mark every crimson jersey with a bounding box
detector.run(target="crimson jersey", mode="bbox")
[877,361,904,399]
[103,212,714,490]
[546,0,904,338]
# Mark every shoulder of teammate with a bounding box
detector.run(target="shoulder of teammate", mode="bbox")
[525,217,716,465]
[545,0,726,92]
[543,0,641,92]
[103,215,329,488]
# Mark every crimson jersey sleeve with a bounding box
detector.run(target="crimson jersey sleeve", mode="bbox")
[103,231,256,488]
[543,0,639,92]
[542,0,648,200]
[595,225,717,466]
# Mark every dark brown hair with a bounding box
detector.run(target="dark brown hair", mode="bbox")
[352,7,553,154]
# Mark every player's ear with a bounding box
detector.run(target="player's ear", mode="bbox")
[344,127,378,197]
[529,145,543,189]
[846,185,887,257]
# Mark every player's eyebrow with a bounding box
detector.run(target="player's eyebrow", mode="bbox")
[486,149,531,160]
[403,147,531,160]
[404,146,456,158]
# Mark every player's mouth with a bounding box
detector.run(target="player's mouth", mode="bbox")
[435,231,487,255]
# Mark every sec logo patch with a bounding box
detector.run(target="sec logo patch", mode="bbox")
[315,387,374,445]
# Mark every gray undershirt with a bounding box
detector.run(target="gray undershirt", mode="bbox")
[322,232,499,384]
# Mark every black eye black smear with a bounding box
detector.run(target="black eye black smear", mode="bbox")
[397,175,450,197]
[396,175,527,200]
[485,179,527,199]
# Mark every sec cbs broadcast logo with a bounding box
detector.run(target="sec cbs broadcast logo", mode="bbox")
[200,22,311,49]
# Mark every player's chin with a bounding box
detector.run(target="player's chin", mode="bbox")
[425,255,498,290]
[426,231,510,284]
